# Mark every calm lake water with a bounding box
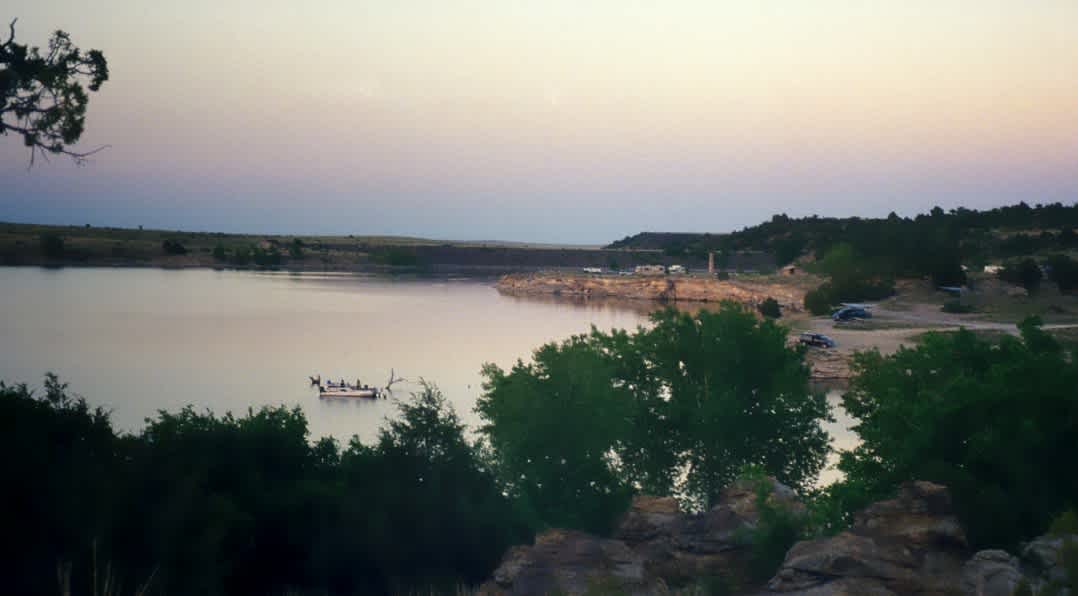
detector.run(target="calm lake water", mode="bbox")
[0,267,653,441]
[0,266,854,482]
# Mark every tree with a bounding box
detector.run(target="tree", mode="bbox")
[478,338,636,533]
[998,258,1042,292]
[758,297,782,319]
[478,304,831,525]
[39,232,64,258]
[161,238,187,255]
[1,20,109,164]
[836,320,1078,548]
[639,307,829,507]
[288,238,304,260]
[1047,254,1078,293]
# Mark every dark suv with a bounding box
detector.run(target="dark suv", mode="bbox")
[832,306,872,322]
[798,332,836,348]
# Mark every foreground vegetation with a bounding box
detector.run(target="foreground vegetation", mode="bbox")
[0,376,529,595]
[3,304,1077,594]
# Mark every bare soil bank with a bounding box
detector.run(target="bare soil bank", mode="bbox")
[496,271,813,311]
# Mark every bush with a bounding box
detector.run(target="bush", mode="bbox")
[162,238,187,255]
[758,297,782,319]
[288,238,304,260]
[39,233,64,258]
[716,270,730,280]
[1047,254,1078,293]
[999,258,1042,292]
[735,470,811,583]
[212,243,227,261]
[804,286,833,315]
[941,300,975,314]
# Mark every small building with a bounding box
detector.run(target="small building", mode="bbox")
[984,265,1002,275]
[582,267,602,274]
[668,264,686,274]
[781,265,798,276]
[634,265,666,275]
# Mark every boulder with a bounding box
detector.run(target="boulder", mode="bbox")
[763,481,969,595]
[961,550,1022,596]
[1021,533,1078,589]
[481,528,659,596]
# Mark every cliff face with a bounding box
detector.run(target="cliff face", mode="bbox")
[496,273,810,312]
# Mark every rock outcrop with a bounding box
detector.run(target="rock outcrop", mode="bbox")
[496,272,809,311]
[763,481,969,595]
[616,479,805,590]
[482,480,1076,596]
[482,478,802,595]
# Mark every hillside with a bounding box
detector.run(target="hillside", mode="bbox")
[608,202,1078,274]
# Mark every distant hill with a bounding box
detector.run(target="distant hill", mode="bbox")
[607,202,1078,277]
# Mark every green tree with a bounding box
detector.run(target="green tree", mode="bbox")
[1,20,109,164]
[161,238,187,255]
[478,338,636,533]
[39,232,64,258]
[1047,254,1078,293]
[804,286,833,316]
[212,243,227,261]
[758,297,782,319]
[479,304,831,524]
[289,238,304,260]
[836,319,1078,548]
[998,258,1043,292]
[641,307,829,506]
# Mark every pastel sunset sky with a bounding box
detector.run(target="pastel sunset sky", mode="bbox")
[3,1,1077,243]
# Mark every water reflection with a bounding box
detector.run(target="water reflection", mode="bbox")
[0,268,650,443]
[498,291,725,317]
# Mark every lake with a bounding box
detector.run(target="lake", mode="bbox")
[0,266,853,482]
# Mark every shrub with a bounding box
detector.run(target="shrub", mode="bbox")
[212,243,227,261]
[162,238,188,255]
[289,238,304,259]
[804,286,833,316]
[716,270,730,280]
[1047,254,1078,293]
[735,471,810,583]
[758,297,782,319]
[999,258,1042,292]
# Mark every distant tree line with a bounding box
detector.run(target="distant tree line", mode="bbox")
[610,202,1078,286]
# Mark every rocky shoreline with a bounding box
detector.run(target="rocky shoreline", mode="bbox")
[496,272,811,312]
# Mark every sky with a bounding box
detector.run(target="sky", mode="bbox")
[2,1,1077,244]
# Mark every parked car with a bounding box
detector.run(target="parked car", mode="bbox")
[798,332,836,348]
[832,306,872,321]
